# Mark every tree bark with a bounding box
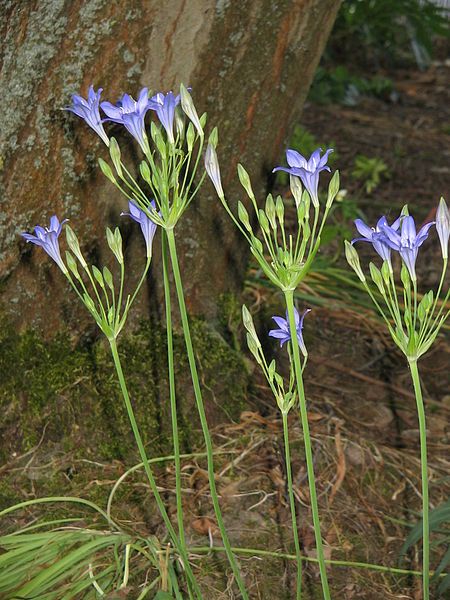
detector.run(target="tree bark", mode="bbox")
[0,0,341,331]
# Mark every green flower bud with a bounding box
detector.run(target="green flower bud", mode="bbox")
[258,209,270,235]
[345,240,365,282]
[92,265,105,288]
[264,194,276,229]
[106,227,123,264]
[65,225,87,268]
[208,126,218,149]
[109,137,122,177]
[275,195,284,225]
[140,161,152,185]
[98,158,116,184]
[65,251,81,280]
[369,262,385,295]
[326,170,340,208]
[237,201,252,232]
[237,164,255,200]
[186,123,195,151]
[103,266,114,291]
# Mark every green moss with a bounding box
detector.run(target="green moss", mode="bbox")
[0,313,248,466]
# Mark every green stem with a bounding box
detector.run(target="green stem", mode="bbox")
[282,411,303,600]
[108,338,201,599]
[162,232,185,550]
[188,546,444,579]
[408,358,429,600]
[284,290,331,600]
[166,228,249,600]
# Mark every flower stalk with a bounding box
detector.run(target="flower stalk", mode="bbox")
[285,290,331,600]
[109,337,201,599]
[408,358,429,600]
[166,227,249,600]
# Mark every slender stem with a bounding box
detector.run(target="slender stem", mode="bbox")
[408,358,429,600]
[284,290,331,600]
[282,411,303,600]
[166,228,249,600]
[108,338,201,599]
[188,546,444,579]
[162,232,185,549]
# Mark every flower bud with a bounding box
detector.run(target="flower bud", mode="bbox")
[289,175,302,209]
[369,262,385,295]
[180,84,203,136]
[345,240,365,282]
[265,194,276,229]
[98,158,116,184]
[238,201,252,232]
[65,251,81,279]
[326,170,340,208]
[237,164,255,200]
[275,195,284,226]
[109,137,122,177]
[66,225,87,268]
[436,197,449,259]
[204,143,224,198]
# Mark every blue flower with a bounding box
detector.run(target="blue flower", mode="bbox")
[121,201,158,258]
[273,148,333,207]
[352,215,401,268]
[381,215,435,281]
[268,307,311,355]
[101,88,150,151]
[148,91,180,143]
[22,215,68,272]
[65,85,110,146]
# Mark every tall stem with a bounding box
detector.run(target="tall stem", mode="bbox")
[166,228,249,600]
[108,338,201,599]
[284,290,331,600]
[408,358,429,600]
[282,411,303,600]
[162,232,185,548]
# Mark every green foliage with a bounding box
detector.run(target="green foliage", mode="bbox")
[400,498,450,596]
[330,0,449,67]
[351,155,390,193]
[309,66,393,106]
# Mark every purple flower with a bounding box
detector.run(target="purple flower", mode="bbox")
[381,215,435,281]
[22,215,68,272]
[65,85,110,146]
[121,201,158,258]
[352,215,401,268]
[269,307,311,355]
[273,148,333,207]
[436,198,449,259]
[101,88,150,151]
[148,91,180,143]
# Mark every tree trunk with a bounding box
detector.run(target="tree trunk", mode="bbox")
[0,0,341,330]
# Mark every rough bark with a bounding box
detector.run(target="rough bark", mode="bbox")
[0,0,341,331]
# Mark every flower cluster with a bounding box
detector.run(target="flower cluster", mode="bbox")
[66,86,182,151]
[351,209,445,280]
